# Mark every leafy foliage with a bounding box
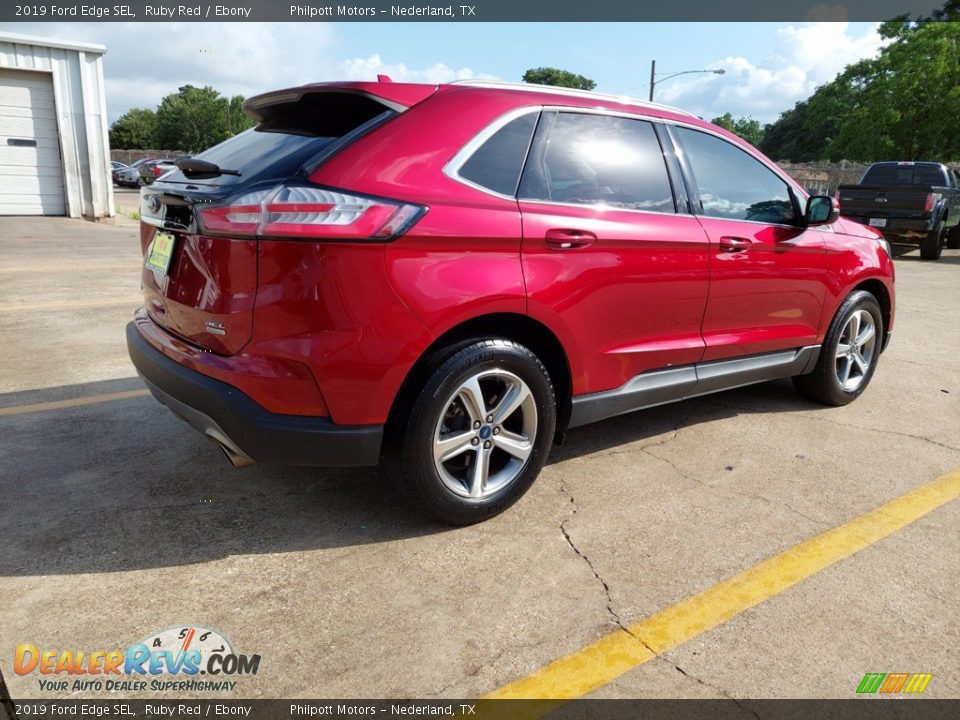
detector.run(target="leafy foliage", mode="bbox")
[522,67,597,90]
[710,113,765,147]
[109,86,256,151]
[154,85,256,152]
[108,108,158,150]
[760,19,960,162]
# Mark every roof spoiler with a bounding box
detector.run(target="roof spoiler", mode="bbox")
[242,82,439,122]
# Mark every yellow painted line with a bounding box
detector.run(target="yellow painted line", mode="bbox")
[487,469,960,706]
[0,389,150,417]
[0,298,141,312]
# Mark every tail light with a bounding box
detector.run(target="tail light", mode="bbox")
[153,165,164,177]
[198,184,425,241]
[924,193,938,212]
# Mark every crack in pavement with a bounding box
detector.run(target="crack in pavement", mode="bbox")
[558,477,763,713]
[805,413,960,453]
[638,447,832,528]
[705,396,960,454]
[431,639,549,698]
[582,418,832,528]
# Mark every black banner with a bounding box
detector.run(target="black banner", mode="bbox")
[0,0,951,23]
[2,700,960,720]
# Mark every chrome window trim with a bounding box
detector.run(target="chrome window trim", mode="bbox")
[443,103,810,224]
[448,80,698,119]
[517,197,691,219]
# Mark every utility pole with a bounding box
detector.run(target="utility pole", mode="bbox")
[648,62,725,102]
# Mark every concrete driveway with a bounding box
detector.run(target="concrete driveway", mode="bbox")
[0,215,957,701]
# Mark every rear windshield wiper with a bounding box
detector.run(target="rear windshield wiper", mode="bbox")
[175,157,242,178]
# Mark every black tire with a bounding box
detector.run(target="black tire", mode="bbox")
[387,339,556,525]
[920,221,944,260]
[793,290,883,406]
[946,224,960,250]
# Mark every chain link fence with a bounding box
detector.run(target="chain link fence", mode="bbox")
[776,161,871,196]
[111,149,186,165]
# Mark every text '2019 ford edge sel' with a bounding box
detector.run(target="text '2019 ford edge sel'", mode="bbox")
[128,80,895,525]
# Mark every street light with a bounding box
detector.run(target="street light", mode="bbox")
[649,60,725,102]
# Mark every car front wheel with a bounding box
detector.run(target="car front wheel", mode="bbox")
[947,224,960,250]
[389,339,556,525]
[793,290,883,406]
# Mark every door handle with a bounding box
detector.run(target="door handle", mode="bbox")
[719,236,753,252]
[545,228,597,249]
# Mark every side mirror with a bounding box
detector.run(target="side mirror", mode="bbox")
[805,195,840,226]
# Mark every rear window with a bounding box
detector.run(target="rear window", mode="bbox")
[861,164,946,186]
[161,92,398,187]
[160,130,337,187]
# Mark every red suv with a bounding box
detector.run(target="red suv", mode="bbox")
[128,80,895,524]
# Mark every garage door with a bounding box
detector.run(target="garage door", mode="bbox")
[0,68,65,216]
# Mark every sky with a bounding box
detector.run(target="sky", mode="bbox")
[2,21,888,124]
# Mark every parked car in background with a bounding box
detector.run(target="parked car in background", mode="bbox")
[139,158,178,185]
[115,159,151,188]
[111,161,129,184]
[128,80,895,525]
[837,161,960,260]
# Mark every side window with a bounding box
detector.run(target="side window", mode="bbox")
[457,112,538,197]
[674,127,797,224]
[518,112,675,213]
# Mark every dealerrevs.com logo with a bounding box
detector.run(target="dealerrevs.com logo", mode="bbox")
[14,626,262,693]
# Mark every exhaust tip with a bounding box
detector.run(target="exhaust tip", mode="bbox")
[214,440,255,468]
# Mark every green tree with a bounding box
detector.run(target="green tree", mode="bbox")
[760,16,960,162]
[153,85,255,153]
[522,67,596,90]
[711,113,765,147]
[108,108,157,149]
[226,95,255,137]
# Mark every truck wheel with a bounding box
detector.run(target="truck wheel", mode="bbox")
[920,221,944,260]
[947,225,960,250]
[388,339,556,525]
[793,290,883,406]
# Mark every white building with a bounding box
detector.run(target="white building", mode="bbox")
[0,31,113,219]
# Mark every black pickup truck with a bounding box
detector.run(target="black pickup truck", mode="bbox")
[837,161,960,260]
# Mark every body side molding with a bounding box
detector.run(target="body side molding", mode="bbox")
[567,345,821,428]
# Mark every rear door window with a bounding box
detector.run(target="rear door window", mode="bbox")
[519,112,675,213]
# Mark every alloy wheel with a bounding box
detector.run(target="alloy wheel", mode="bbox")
[834,309,877,392]
[433,369,538,499]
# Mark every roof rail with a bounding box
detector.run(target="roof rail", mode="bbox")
[448,80,698,118]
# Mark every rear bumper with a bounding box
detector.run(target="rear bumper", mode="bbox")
[127,322,383,467]
[846,216,931,239]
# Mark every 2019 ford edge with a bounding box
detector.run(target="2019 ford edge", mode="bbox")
[127,80,895,525]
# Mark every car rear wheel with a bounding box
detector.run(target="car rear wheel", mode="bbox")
[793,290,883,406]
[388,339,556,525]
[920,221,944,260]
